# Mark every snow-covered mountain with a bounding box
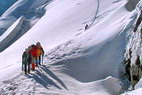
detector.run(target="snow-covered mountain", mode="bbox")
[0,0,142,94]
[0,0,51,35]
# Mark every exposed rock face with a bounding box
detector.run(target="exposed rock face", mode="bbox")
[125,0,141,11]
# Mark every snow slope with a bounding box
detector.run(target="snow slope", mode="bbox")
[0,16,30,52]
[0,0,51,35]
[0,0,141,94]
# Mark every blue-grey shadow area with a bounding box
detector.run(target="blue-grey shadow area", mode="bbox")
[0,0,52,36]
[0,0,17,16]
[27,70,61,89]
[27,66,68,90]
[41,66,68,90]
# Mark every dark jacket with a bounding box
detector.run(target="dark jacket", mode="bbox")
[22,51,31,64]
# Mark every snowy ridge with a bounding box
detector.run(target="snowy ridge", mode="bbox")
[45,1,136,83]
[0,0,142,95]
[0,65,122,95]
[0,16,30,52]
[0,0,51,35]
[123,10,142,95]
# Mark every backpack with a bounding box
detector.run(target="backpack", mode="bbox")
[37,47,42,57]
[22,52,29,64]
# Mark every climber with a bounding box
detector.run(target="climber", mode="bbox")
[22,48,32,74]
[22,49,26,72]
[85,24,89,30]
[27,46,32,73]
[133,10,142,32]
[36,42,44,65]
[30,44,38,68]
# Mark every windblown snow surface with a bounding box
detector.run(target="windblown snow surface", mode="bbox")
[0,0,142,94]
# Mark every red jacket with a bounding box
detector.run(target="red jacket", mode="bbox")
[30,46,38,57]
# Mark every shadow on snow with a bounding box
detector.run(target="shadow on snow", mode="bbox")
[27,65,68,90]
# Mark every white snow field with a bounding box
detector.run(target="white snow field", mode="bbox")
[0,0,142,94]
